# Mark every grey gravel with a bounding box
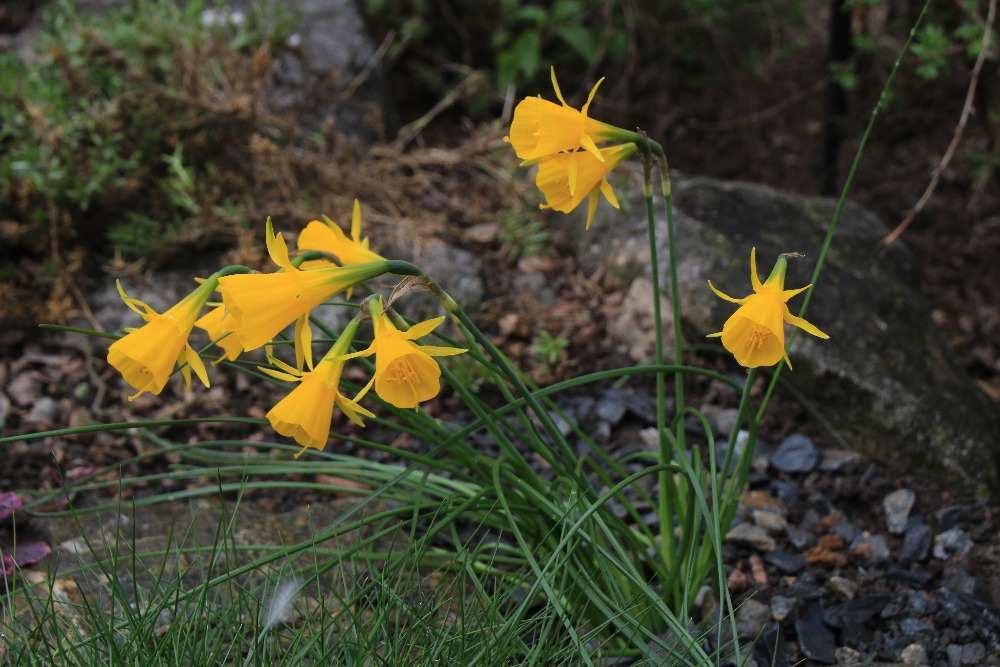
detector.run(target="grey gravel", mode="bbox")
[884,488,916,535]
[726,522,776,552]
[736,599,771,638]
[770,434,820,473]
[828,575,857,600]
[900,523,932,563]
[900,642,929,665]
[850,532,890,563]
[934,527,974,560]
[818,448,861,472]
[770,595,795,622]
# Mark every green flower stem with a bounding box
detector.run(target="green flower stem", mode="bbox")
[641,155,678,574]
[755,1,929,423]
[718,368,757,478]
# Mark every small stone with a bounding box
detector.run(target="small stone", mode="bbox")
[594,390,627,425]
[959,642,985,664]
[884,488,916,535]
[727,522,776,552]
[766,550,805,574]
[736,599,771,638]
[771,434,820,473]
[741,490,788,515]
[899,617,931,635]
[900,642,929,665]
[828,576,857,600]
[728,568,749,593]
[770,480,800,503]
[749,554,768,587]
[823,595,891,629]
[818,448,861,472]
[834,646,863,665]
[850,532,890,563]
[25,396,57,425]
[796,602,836,664]
[943,569,978,596]
[900,523,932,563]
[786,525,815,550]
[907,591,936,616]
[934,528,974,560]
[770,595,795,622]
[753,509,788,533]
[946,644,963,667]
[831,521,860,544]
[936,505,965,530]
[805,534,848,568]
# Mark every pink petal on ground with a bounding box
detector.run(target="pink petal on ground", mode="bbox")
[1,542,52,576]
[0,492,24,521]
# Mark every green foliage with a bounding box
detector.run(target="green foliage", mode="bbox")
[0,0,292,261]
[532,329,569,366]
[361,0,629,98]
[499,208,552,260]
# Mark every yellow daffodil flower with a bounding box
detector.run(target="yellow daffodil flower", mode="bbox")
[347,297,466,409]
[218,219,389,355]
[507,67,620,163]
[262,317,375,456]
[536,143,636,229]
[194,304,243,362]
[707,248,829,368]
[298,199,383,267]
[107,279,215,399]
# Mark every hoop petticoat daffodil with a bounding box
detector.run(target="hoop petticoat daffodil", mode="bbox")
[507,67,621,163]
[218,219,390,359]
[535,143,636,229]
[107,279,215,399]
[262,317,375,456]
[346,296,466,409]
[707,248,829,368]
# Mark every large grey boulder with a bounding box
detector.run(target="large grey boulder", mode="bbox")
[576,174,999,495]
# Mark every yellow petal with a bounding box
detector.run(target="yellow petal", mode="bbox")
[294,315,314,371]
[599,179,619,209]
[707,280,748,305]
[550,66,568,106]
[352,199,362,241]
[265,218,294,270]
[585,190,599,230]
[184,345,210,388]
[258,366,303,383]
[402,316,445,341]
[581,77,605,116]
[417,345,467,357]
[115,280,156,321]
[782,284,812,302]
[750,247,763,292]
[783,310,829,339]
[579,133,604,162]
[567,156,578,195]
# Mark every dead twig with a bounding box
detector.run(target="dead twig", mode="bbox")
[883,0,996,245]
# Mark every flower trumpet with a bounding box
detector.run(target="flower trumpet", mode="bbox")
[218,219,390,354]
[262,317,375,455]
[347,296,466,409]
[107,279,216,399]
[536,143,636,229]
[707,248,829,368]
[507,67,622,162]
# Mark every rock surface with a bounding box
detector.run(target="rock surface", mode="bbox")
[575,174,1000,494]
